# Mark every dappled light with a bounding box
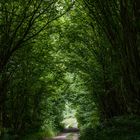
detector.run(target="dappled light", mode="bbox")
[62,103,78,129]
[0,0,140,140]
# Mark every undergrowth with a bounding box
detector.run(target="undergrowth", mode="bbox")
[80,115,140,140]
[0,128,58,140]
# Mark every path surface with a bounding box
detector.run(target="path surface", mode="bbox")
[44,128,79,140]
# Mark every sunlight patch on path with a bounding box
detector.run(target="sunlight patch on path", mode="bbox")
[67,133,79,140]
[44,133,79,140]
[52,133,68,140]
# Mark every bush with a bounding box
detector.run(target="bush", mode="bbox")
[80,115,140,140]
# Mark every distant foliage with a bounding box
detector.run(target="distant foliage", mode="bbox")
[0,0,140,139]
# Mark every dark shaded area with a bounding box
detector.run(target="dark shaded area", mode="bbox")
[0,0,140,140]
[62,128,79,133]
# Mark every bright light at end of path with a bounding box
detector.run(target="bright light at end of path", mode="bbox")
[62,103,78,128]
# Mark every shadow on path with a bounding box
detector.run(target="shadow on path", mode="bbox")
[44,128,79,140]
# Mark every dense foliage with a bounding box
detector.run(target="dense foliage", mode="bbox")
[0,0,140,140]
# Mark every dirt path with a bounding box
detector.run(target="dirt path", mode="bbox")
[44,128,79,140]
[44,133,79,140]
[68,133,79,140]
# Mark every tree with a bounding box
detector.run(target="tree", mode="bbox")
[81,0,140,115]
[0,0,74,136]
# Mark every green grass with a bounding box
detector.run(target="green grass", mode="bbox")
[20,128,57,140]
[0,127,57,140]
